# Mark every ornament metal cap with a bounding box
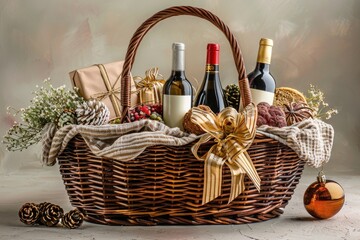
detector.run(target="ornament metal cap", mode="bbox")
[317,171,326,183]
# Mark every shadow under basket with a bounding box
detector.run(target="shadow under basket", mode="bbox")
[57,133,304,226]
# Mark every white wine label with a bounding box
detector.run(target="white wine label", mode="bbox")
[163,95,192,130]
[250,88,275,106]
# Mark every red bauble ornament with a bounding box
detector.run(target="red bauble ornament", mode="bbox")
[303,172,345,219]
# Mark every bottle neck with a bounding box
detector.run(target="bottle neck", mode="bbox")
[255,62,270,72]
[206,48,219,65]
[256,44,272,65]
[170,70,187,78]
[172,48,185,72]
[205,64,219,73]
[203,64,221,89]
[205,46,220,77]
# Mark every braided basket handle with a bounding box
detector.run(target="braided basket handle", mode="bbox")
[120,6,252,122]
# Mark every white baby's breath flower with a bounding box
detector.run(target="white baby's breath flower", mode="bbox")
[306,84,338,120]
[3,78,85,151]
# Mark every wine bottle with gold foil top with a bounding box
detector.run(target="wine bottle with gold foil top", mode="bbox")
[194,43,227,113]
[247,38,276,106]
[163,43,193,130]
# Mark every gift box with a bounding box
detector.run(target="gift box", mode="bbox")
[134,67,165,105]
[69,61,138,119]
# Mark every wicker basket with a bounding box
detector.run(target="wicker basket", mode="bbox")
[58,6,305,225]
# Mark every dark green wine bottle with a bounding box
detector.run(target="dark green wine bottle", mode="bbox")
[194,43,227,113]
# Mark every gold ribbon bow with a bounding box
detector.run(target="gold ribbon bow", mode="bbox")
[134,67,165,104]
[191,103,260,204]
[91,64,122,117]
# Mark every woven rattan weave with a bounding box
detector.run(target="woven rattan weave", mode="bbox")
[58,6,304,225]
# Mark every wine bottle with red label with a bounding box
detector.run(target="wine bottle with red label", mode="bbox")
[163,43,193,130]
[194,43,227,113]
[247,38,276,106]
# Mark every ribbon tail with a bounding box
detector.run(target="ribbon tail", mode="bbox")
[202,150,226,205]
[229,173,245,204]
[225,151,260,204]
[235,151,261,192]
[225,159,246,203]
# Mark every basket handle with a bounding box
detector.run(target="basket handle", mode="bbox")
[120,6,252,122]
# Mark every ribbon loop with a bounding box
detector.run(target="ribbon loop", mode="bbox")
[191,103,259,204]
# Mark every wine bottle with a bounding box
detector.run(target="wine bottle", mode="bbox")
[194,43,227,113]
[163,43,193,130]
[247,38,276,106]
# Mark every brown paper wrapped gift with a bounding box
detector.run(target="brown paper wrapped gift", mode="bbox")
[69,61,138,119]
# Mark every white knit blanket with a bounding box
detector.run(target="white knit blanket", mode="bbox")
[43,119,334,168]
[257,119,334,168]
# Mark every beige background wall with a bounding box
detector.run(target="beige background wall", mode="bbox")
[0,0,359,173]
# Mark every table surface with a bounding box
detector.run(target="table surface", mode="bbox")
[0,160,358,240]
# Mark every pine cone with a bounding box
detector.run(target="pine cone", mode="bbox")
[62,209,84,229]
[38,202,64,227]
[75,99,110,125]
[19,203,40,225]
[224,84,240,110]
[57,111,76,127]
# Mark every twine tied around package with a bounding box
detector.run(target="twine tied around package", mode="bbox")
[91,64,122,117]
[191,103,260,204]
[133,67,165,104]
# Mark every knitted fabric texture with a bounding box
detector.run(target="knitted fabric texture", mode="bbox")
[257,119,334,168]
[43,119,333,168]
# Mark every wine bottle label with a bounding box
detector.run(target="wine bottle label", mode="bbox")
[163,94,192,130]
[250,88,274,105]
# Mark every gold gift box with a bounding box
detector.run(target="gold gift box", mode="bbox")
[134,67,165,105]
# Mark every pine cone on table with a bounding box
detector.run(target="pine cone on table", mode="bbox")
[75,99,110,125]
[224,84,240,110]
[38,202,64,227]
[61,209,84,229]
[19,203,40,225]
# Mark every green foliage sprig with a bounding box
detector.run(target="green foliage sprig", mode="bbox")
[306,84,338,120]
[3,78,84,151]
